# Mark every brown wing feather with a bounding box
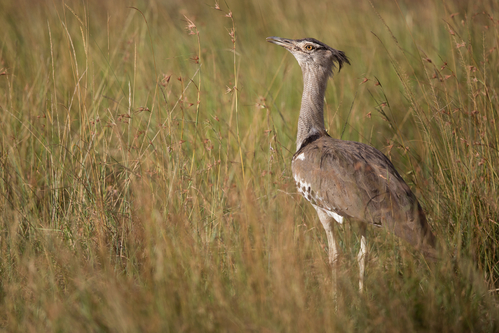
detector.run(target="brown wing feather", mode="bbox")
[292,135,435,252]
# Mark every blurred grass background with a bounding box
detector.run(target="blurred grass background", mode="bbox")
[1,0,499,331]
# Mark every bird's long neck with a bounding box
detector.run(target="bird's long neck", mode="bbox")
[296,66,329,151]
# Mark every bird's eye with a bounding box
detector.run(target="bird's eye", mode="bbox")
[305,45,314,51]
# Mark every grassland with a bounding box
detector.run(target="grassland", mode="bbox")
[0,0,498,331]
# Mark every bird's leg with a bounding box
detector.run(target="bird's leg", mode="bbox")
[315,208,339,277]
[325,226,339,266]
[357,223,367,292]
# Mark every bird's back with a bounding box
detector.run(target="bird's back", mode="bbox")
[292,134,436,255]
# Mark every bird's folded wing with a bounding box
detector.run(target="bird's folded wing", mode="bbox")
[292,136,420,231]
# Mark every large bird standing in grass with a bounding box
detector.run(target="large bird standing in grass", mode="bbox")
[267,36,436,290]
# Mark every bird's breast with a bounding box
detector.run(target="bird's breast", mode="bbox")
[292,154,344,224]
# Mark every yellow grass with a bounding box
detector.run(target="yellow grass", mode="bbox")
[0,0,498,331]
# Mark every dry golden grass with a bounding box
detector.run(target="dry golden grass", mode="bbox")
[0,0,498,331]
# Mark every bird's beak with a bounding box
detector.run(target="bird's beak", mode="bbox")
[266,36,294,50]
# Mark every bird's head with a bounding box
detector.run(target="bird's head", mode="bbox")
[266,37,350,78]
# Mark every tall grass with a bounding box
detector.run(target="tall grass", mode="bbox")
[0,0,498,331]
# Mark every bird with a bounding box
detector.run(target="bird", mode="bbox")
[266,36,436,291]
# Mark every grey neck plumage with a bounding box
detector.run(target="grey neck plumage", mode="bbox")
[296,64,330,152]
